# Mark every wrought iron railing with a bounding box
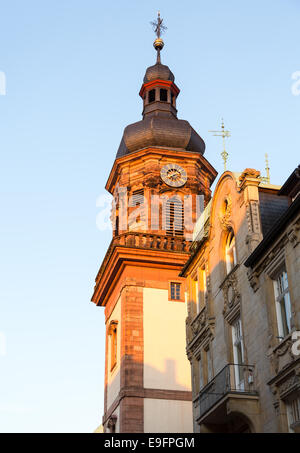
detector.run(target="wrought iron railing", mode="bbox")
[198,364,257,418]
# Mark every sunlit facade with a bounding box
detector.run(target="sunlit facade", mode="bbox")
[182,167,300,433]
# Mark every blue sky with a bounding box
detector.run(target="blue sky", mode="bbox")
[0,0,299,433]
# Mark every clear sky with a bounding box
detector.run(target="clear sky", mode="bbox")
[0,0,299,433]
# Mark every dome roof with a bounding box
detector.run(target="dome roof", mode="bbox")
[144,62,175,83]
[116,116,205,158]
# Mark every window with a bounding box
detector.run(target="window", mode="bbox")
[191,276,199,312]
[198,267,207,312]
[170,282,181,301]
[108,321,118,371]
[148,89,155,103]
[274,269,292,339]
[225,230,237,274]
[166,197,184,237]
[160,88,168,101]
[206,347,213,383]
[199,357,204,389]
[200,347,213,386]
[232,318,245,390]
[287,395,300,432]
[130,188,145,224]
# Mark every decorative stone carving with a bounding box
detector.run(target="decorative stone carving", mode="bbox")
[107,414,117,431]
[273,399,280,416]
[278,373,300,398]
[247,268,260,293]
[185,316,193,346]
[239,168,261,185]
[271,337,295,375]
[275,338,293,357]
[144,174,161,188]
[191,308,207,335]
[222,271,241,315]
[287,219,300,248]
[186,308,215,358]
[219,195,232,231]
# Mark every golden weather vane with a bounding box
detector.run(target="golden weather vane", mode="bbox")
[209,119,231,171]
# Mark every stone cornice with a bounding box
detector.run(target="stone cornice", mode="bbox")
[91,233,189,307]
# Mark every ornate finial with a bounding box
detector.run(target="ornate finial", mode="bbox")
[260,153,271,184]
[265,153,270,183]
[209,118,231,171]
[150,12,167,64]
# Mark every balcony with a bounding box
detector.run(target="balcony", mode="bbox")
[196,364,259,427]
[191,200,211,247]
[113,231,190,253]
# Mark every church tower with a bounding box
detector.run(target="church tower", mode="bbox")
[92,14,217,433]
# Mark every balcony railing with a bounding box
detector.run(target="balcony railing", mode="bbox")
[113,231,190,253]
[198,364,257,419]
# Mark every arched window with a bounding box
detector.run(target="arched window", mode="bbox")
[225,230,237,274]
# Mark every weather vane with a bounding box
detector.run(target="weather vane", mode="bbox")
[209,119,231,171]
[150,12,167,63]
[151,11,167,38]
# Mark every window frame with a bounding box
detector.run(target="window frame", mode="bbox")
[148,89,156,103]
[231,317,245,390]
[273,267,292,339]
[160,88,168,102]
[225,230,237,275]
[169,281,184,302]
[286,394,300,432]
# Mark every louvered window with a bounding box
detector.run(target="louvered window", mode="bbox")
[166,198,184,236]
[130,189,145,224]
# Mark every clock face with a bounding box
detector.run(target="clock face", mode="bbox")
[160,163,187,187]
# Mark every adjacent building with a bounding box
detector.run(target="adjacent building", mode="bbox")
[182,166,300,432]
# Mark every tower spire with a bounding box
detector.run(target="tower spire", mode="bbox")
[151,11,167,64]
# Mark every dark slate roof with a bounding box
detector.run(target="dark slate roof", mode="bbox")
[278,165,300,198]
[116,116,205,159]
[143,63,175,83]
[245,193,300,268]
[258,190,290,236]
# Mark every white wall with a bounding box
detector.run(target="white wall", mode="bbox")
[143,287,191,391]
[107,296,121,410]
[144,399,193,433]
